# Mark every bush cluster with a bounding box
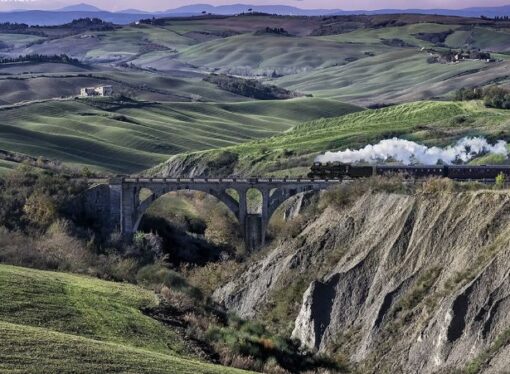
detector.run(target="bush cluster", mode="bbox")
[0,166,163,280]
[455,85,510,109]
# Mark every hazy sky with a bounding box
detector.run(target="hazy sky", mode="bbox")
[1,0,509,12]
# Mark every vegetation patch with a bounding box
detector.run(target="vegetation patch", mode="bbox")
[464,329,510,374]
[455,85,510,110]
[414,29,454,45]
[204,74,303,100]
[0,54,82,66]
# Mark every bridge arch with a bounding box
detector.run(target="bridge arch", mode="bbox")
[123,183,242,236]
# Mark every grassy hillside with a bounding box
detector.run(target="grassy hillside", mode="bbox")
[150,100,510,177]
[177,33,392,76]
[317,22,459,47]
[445,26,510,51]
[0,97,360,173]
[276,50,508,106]
[0,264,249,374]
[0,67,249,105]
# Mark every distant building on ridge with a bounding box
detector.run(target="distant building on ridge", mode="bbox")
[80,85,113,97]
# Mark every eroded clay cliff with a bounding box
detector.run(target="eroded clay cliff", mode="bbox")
[214,190,510,373]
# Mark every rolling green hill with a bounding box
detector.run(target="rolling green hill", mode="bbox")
[150,100,510,177]
[0,264,250,374]
[2,16,510,109]
[177,33,393,76]
[276,50,509,106]
[0,66,251,105]
[2,15,510,175]
[0,97,361,173]
[317,22,459,48]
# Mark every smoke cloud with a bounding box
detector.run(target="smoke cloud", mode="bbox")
[316,137,509,165]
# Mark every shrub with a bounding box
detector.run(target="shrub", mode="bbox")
[0,222,92,272]
[136,264,172,286]
[455,85,510,110]
[37,220,89,271]
[393,267,442,316]
[319,182,366,209]
[132,231,164,259]
[155,269,205,302]
[185,261,241,296]
[421,177,455,194]
[23,191,57,228]
[495,172,506,189]
[454,87,484,101]
[484,86,510,109]
[160,286,197,312]
[203,315,340,373]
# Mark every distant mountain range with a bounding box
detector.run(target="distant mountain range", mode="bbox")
[1,3,510,26]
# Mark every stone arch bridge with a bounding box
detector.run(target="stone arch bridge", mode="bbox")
[82,177,340,250]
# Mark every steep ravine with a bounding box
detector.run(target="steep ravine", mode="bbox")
[213,190,510,373]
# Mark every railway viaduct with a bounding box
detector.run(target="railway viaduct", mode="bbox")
[82,177,340,250]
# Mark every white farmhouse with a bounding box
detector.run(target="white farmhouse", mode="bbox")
[80,85,113,97]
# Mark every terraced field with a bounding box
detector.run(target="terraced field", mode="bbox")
[0,97,360,173]
[0,264,250,374]
[151,101,510,177]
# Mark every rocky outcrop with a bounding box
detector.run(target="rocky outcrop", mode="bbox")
[214,190,510,373]
[147,151,238,177]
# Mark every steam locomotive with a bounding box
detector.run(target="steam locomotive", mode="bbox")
[308,162,510,180]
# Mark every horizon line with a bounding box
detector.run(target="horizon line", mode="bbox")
[2,2,510,13]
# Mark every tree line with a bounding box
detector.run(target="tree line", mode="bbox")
[0,54,81,66]
[455,86,510,110]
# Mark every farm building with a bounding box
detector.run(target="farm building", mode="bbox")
[80,85,113,97]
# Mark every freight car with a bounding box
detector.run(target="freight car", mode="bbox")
[308,162,510,180]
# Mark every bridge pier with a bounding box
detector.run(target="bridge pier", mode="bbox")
[244,214,264,251]
[82,177,337,252]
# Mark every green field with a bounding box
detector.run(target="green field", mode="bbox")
[0,97,360,173]
[317,22,459,47]
[276,50,505,105]
[151,100,510,176]
[177,33,393,75]
[0,264,250,374]
[0,68,249,105]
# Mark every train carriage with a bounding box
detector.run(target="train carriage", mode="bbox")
[375,165,445,178]
[446,165,510,180]
[309,162,510,181]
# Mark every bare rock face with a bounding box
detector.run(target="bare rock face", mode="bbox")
[215,190,510,372]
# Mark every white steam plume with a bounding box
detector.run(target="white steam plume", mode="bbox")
[316,137,509,165]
